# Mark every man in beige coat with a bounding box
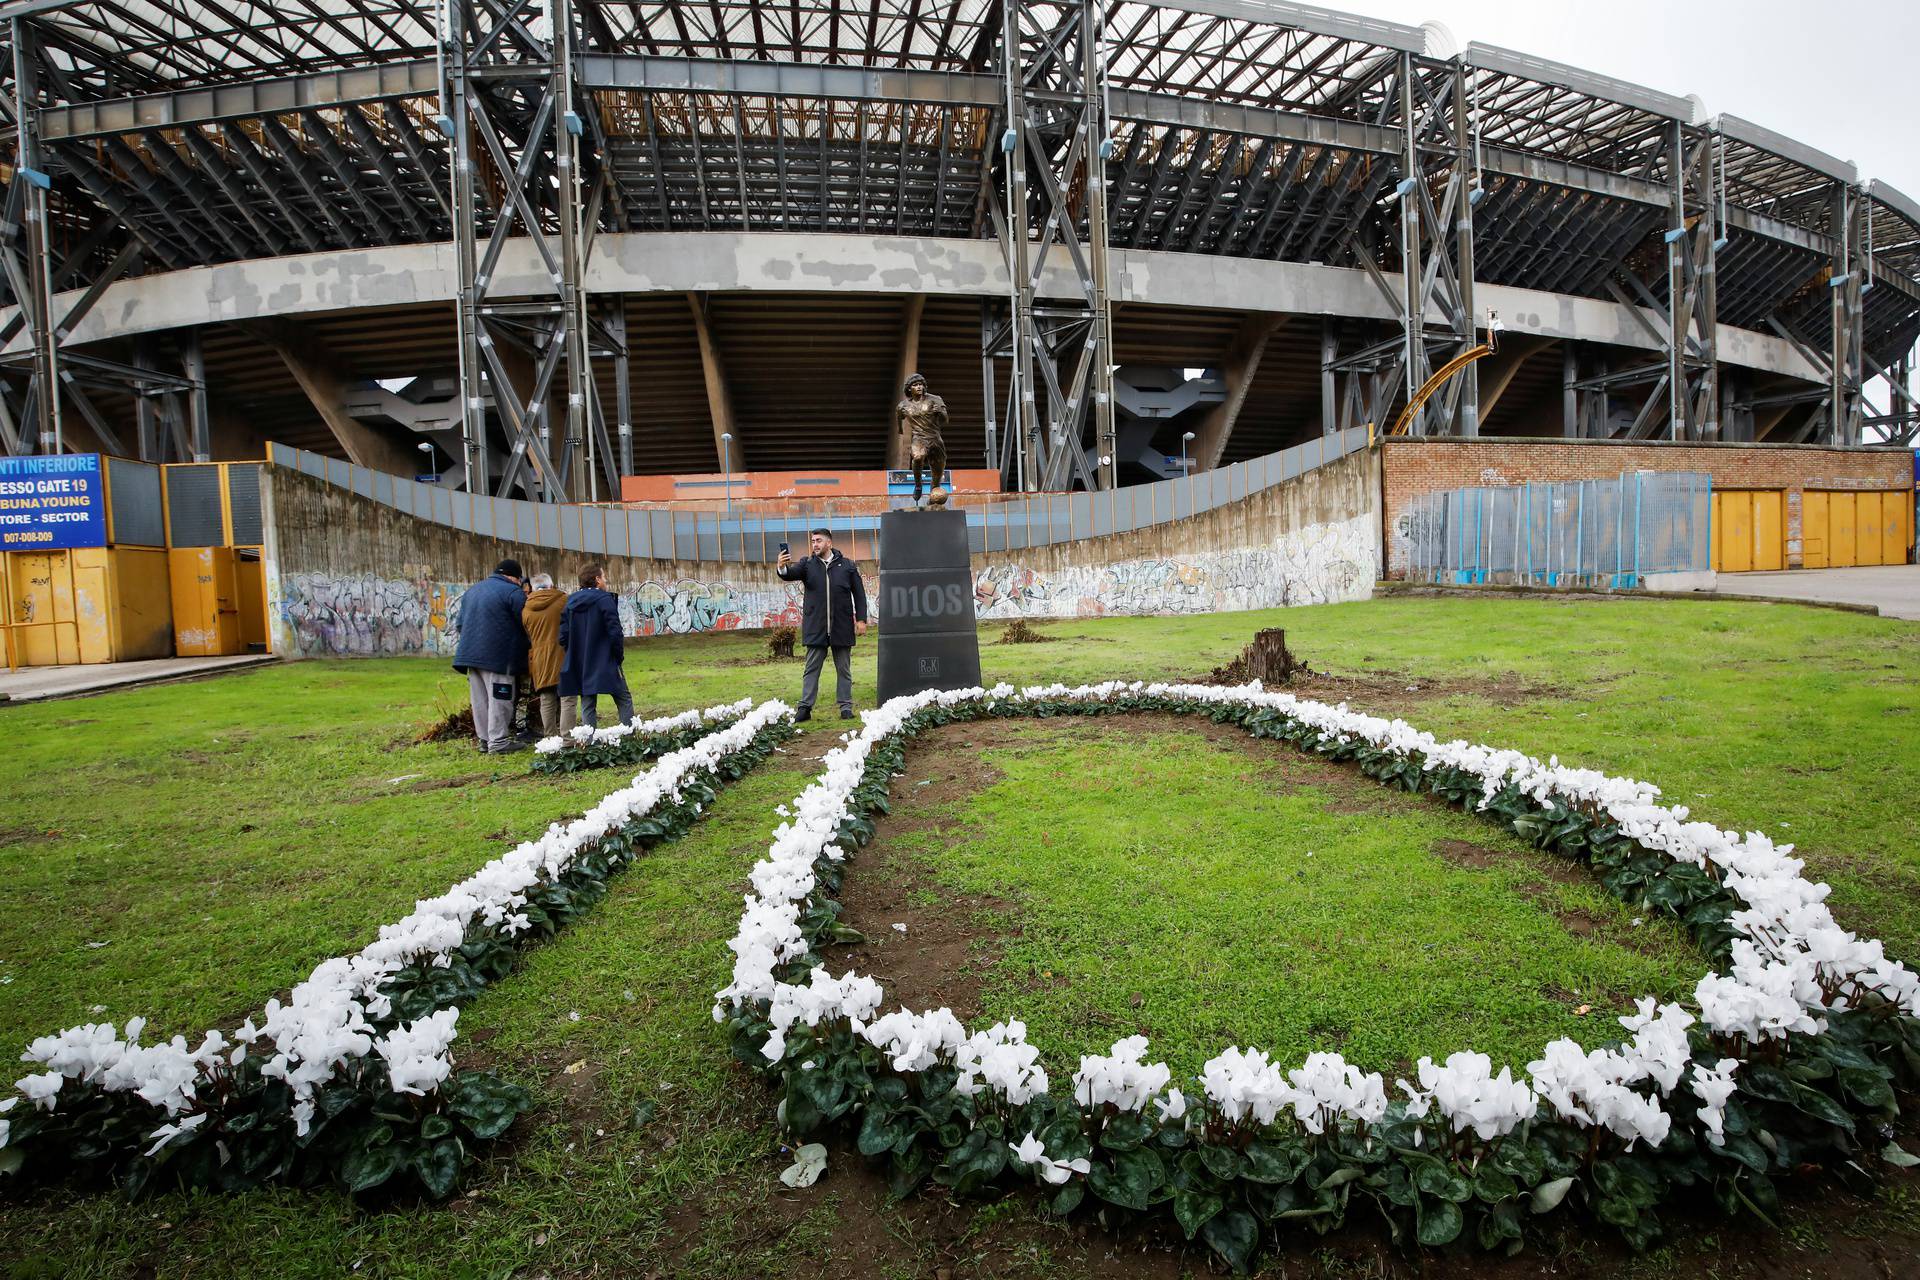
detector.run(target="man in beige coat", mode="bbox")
[521,572,573,735]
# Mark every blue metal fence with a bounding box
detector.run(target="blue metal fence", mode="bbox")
[1403,471,1711,589]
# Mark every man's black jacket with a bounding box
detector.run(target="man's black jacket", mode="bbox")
[776,551,868,648]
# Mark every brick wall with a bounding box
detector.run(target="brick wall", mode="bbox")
[1380,438,1915,574]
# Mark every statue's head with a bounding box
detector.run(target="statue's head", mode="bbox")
[904,373,927,399]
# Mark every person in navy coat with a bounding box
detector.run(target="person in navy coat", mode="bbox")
[452,559,530,753]
[775,528,868,721]
[558,564,634,729]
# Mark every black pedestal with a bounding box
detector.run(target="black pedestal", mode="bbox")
[876,509,982,702]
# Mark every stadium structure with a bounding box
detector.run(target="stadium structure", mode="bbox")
[1,0,1918,503]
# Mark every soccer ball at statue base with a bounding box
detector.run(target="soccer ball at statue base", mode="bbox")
[927,486,950,508]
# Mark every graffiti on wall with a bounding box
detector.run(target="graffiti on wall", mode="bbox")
[277,572,458,657]
[275,515,1372,657]
[275,570,803,657]
[621,578,802,636]
[971,514,1374,620]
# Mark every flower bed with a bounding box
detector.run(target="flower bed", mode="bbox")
[2,701,795,1199]
[530,697,756,775]
[714,681,1920,1271]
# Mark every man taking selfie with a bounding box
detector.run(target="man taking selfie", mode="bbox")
[775,528,868,721]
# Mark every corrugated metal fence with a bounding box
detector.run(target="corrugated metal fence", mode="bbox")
[269,427,1367,563]
[1403,471,1711,588]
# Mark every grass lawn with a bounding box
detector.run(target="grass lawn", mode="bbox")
[867,718,1701,1078]
[1,595,1917,1279]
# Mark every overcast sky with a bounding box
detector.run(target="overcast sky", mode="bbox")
[1334,0,1920,198]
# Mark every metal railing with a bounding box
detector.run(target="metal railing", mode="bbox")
[1402,471,1712,589]
[268,427,1368,563]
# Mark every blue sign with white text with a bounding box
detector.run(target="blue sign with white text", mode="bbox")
[0,453,107,550]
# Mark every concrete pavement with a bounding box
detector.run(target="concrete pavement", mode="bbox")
[0,654,277,704]
[1717,566,1920,620]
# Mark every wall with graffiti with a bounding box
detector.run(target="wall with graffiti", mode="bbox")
[265,456,1377,658]
[972,512,1374,621]
[619,578,802,636]
[274,569,804,658]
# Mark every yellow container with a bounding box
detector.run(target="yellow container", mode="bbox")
[2,546,174,667]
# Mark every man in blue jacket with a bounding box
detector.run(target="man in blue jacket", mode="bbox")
[558,564,634,728]
[775,527,868,721]
[452,558,531,754]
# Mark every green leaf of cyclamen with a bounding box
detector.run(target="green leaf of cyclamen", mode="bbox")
[411,1138,463,1199]
[1417,1199,1463,1246]
[339,1141,402,1194]
[1837,1067,1894,1112]
[1882,1142,1920,1169]
[1198,1208,1259,1274]
[1172,1187,1224,1240]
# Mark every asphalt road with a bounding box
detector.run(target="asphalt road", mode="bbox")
[1719,565,1920,621]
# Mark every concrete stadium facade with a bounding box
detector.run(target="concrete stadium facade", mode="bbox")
[2,0,1917,498]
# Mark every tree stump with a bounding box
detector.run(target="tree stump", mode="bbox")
[1212,628,1308,685]
[767,626,797,661]
[996,619,1057,645]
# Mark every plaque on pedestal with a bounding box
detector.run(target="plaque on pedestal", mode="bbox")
[877,509,982,702]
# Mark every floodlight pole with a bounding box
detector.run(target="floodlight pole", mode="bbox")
[1830,182,1867,446]
[445,0,488,496]
[9,18,60,455]
[1397,53,1425,436]
[1450,60,1479,438]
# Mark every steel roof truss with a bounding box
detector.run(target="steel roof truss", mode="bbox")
[179,127,293,254]
[217,122,325,251]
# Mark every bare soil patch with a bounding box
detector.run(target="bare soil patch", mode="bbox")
[834,726,1015,1022]
[397,772,492,795]
[1430,836,1503,870]
[1196,658,1573,714]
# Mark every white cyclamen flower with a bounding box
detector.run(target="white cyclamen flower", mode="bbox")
[143,1112,209,1156]
[1072,1035,1170,1113]
[1401,1052,1537,1142]
[1688,1058,1741,1147]
[15,1072,64,1112]
[1009,1131,1090,1185]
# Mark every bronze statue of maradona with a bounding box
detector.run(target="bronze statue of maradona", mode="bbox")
[894,372,949,509]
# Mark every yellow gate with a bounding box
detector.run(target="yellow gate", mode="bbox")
[167,546,244,657]
[1803,491,1913,568]
[1710,490,1784,572]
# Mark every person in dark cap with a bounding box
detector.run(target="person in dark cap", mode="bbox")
[893,372,949,509]
[452,558,531,754]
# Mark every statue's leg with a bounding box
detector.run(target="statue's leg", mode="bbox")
[911,451,926,503]
[927,442,947,497]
